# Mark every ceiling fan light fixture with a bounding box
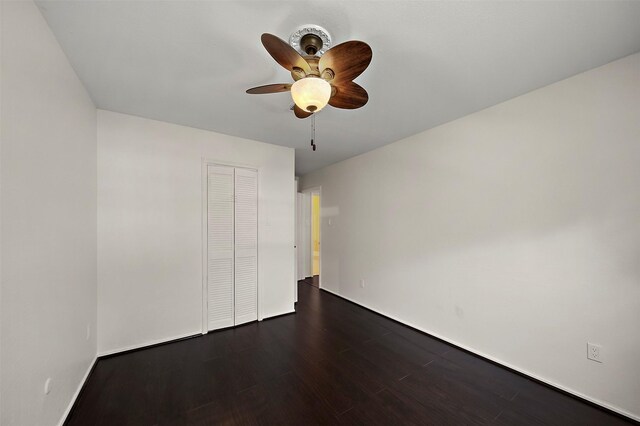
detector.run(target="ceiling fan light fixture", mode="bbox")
[291,77,331,113]
[247,33,371,119]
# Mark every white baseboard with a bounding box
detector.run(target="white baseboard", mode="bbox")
[58,356,97,426]
[98,331,201,357]
[261,309,296,319]
[320,287,640,423]
[97,312,295,358]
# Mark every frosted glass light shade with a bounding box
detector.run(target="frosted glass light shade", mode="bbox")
[291,77,331,113]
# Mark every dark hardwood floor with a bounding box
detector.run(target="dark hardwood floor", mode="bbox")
[66,281,633,425]
[300,275,319,288]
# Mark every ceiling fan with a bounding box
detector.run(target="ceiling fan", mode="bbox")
[246,27,372,119]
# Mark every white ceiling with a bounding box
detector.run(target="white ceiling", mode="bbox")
[36,1,640,175]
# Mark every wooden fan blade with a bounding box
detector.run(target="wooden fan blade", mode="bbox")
[246,83,291,94]
[261,33,312,74]
[329,82,368,109]
[319,41,372,83]
[294,105,313,119]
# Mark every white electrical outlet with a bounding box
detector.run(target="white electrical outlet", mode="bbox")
[359,279,365,288]
[587,343,602,363]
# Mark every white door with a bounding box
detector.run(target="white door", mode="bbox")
[206,165,258,331]
[233,168,258,325]
[207,165,235,330]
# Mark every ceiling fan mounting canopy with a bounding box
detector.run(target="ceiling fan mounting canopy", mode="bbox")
[246,27,372,119]
[289,24,332,56]
[300,34,323,55]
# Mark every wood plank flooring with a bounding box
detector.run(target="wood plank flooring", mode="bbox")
[300,275,319,288]
[66,281,634,425]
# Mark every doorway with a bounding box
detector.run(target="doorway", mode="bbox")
[298,187,320,288]
[311,193,320,283]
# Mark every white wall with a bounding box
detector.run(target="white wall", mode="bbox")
[1,1,98,425]
[97,110,295,354]
[301,53,640,420]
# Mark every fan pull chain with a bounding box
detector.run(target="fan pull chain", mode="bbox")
[310,114,317,151]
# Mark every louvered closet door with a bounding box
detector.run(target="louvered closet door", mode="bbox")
[234,168,258,325]
[207,165,235,330]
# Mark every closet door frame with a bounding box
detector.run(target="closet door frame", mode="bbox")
[201,158,261,334]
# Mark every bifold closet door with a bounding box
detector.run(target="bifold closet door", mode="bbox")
[207,165,235,330]
[234,168,258,325]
